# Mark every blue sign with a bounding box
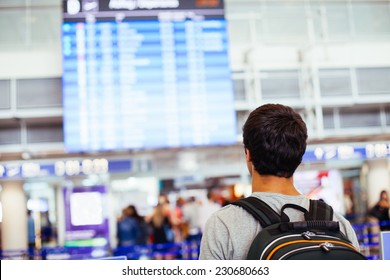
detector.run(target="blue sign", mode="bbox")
[0,158,132,179]
[0,143,389,179]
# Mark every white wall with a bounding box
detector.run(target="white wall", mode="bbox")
[0,48,62,79]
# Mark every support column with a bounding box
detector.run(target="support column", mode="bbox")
[0,180,27,251]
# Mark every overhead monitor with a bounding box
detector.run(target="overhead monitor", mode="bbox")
[62,0,237,152]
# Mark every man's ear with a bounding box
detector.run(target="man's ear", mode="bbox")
[245,148,252,162]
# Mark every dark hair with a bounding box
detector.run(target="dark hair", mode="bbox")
[127,205,143,221]
[242,103,307,178]
[380,190,388,200]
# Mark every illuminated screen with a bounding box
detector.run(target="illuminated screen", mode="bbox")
[63,186,109,247]
[70,192,104,226]
[62,0,237,152]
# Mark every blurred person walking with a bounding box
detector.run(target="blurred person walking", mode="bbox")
[369,190,390,231]
[199,190,221,234]
[126,205,150,245]
[145,202,175,259]
[27,210,36,259]
[40,212,54,246]
[147,203,174,245]
[171,197,186,242]
[116,205,141,247]
[182,196,202,242]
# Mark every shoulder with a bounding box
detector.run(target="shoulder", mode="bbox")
[209,203,254,224]
[206,203,262,242]
[200,203,261,260]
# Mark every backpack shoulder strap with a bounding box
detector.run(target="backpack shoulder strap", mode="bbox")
[306,199,334,221]
[231,196,281,227]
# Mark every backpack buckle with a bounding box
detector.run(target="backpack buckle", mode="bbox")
[320,242,333,252]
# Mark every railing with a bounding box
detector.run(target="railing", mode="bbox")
[0,249,29,260]
[113,239,201,260]
[0,238,201,260]
[1,221,388,260]
[352,220,390,260]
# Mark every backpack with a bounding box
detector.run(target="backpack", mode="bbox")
[231,196,366,260]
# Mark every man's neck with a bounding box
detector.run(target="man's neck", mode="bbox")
[251,173,301,196]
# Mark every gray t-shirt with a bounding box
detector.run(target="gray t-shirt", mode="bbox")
[199,192,360,260]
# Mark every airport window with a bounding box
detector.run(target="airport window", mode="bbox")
[236,110,250,134]
[255,19,265,42]
[386,107,390,126]
[310,4,324,41]
[319,69,352,97]
[0,1,61,49]
[356,67,390,95]
[16,78,62,108]
[0,9,26,47]
[26,123,63,144]
[227,19,251,45]
[323,109,335,129]
[225,0,260,14]
[311,2,351,42]
[263,2,307,42]
[260,70,301,99]
[0,125,21,145]
[339,107,381,128]
[0,80,11,110]
[232,79,246,101]
[351,2,390,36]
[30,8,61,45]
[324,2,351,40]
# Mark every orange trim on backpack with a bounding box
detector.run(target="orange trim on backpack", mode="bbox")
[266,240,358,260]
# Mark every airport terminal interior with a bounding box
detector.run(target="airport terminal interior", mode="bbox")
[0,0,389,260]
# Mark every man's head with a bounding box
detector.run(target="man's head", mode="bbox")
[243,104,307,178]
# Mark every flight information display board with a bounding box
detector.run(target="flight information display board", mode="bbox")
[62,0,237,152]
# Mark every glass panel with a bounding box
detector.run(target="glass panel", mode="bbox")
[356,68,390,94]
[326,2,351,40]
[30,8,61,44]
[0,2,61,49]
[339,107,381,128]
[0,80,11,109]
[260,70,300,99]
[319,69,352,97]
[0,0,25,7]
[227,19,251,44]
[255,19,265,42]
[27,123,63,143]
[323,110,335,129]
[386,107,390,126]
[16,78,62,108]
[0,126,21,145]
[311,1,351,41]
[225,0,260,14]
[352,2,390,36]
[264,2,307,41]
[0,10,26,45]
[233,79,246,101]
[311,3,323,40]
[0,0,60,7]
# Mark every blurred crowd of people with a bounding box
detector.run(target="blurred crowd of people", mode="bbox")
[116,190,223,248]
